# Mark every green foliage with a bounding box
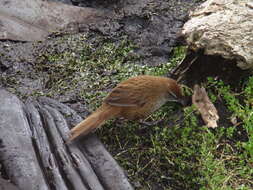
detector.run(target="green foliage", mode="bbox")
[100,75,253,189]
[208,77,253,160]
[20,35,253,189]
[34,37,186,109]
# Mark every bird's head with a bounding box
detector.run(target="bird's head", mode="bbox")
[166,79,188,106]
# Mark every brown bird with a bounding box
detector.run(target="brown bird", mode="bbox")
[68,75,185,141]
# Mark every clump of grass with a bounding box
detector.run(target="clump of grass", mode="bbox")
[99,75,253,190]
[207,77,253,160]
[190,77,253,190]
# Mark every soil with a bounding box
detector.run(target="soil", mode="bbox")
[0,0,206,120]
[172,50,251,88]
[0,0,203,99]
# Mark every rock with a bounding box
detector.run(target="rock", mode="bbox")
[182,0,253,69]
[0,0,107,41]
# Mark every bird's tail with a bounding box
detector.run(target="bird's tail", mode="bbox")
[68,105,120,142]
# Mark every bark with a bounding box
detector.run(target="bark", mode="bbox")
[0,91,133,190]
[0,90,48,190]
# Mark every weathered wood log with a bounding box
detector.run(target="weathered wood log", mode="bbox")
[0,91,133,189]
[38,106,89,190]
[25,101,68,190]
[38,97,134,190]
[0,177,20,190]
[0,0,107,41]
[38,97,84,128]
[80,136,134,190]
[0,89,48,190]
[44,105,105,190]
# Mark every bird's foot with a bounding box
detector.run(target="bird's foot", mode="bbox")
[138,119,164,128]
[167,110,185,126]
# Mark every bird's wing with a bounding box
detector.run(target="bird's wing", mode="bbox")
[104,83,148,107]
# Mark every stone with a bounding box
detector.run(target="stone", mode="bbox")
[182,0,253,69]
[0,0,106,41]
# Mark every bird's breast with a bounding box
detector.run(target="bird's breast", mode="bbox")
[150,95,168,112]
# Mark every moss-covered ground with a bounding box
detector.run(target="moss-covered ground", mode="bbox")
[1,35,253,189]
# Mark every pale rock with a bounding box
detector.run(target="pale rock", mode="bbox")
[182,0,253,69]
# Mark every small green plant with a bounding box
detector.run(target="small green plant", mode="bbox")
[100,75,253,189]
[33,37,187,110]
[208,77,253,161]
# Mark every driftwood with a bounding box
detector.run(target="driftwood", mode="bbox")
[0,90,133,190]
[38,97,134,190]
[40,106,89,190]
[26,101,67,190]
[0,90,48,190]
[26,101,78,190]
[192,85,219,128]
[0,177,20,190]
[44,105,104,190]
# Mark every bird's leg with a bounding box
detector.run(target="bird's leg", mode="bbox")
[113,117,128,127]
[138,119,164,128]
[167,110,185,126]
[139,110,185,129]
[175,110,185,125]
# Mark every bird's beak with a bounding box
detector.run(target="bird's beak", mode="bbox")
[178,96,191,106]
[168,91,190,106]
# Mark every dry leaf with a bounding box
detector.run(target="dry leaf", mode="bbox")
[192,84,219,128]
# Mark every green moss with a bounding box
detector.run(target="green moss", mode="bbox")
[33,37,186,108]
[33,37,253,189]
[3,33,252,189]
[99,74,253,189]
